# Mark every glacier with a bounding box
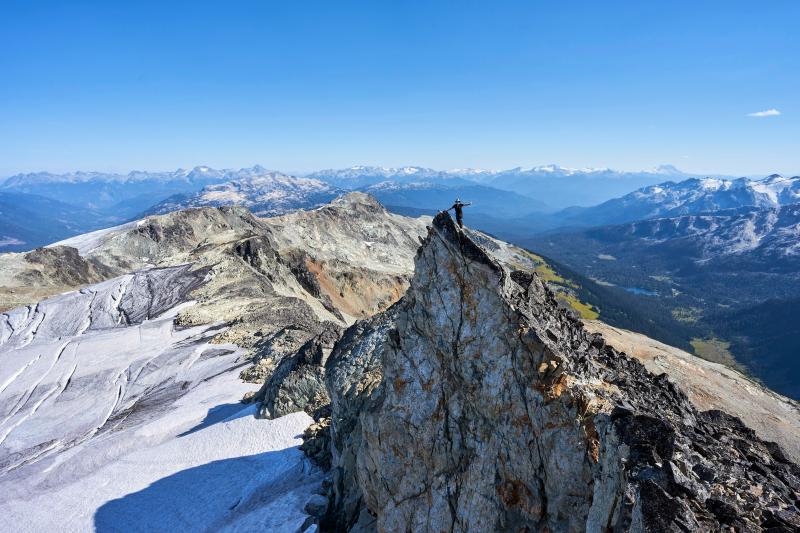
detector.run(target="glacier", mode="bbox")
[0,265,320,532]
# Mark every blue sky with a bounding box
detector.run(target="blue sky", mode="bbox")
[1,1,798,176]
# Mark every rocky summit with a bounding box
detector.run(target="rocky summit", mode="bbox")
[323,212,800,532]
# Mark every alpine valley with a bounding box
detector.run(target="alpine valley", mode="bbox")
[523,177,800,400]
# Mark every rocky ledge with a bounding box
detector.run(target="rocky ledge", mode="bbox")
[320,212,800,532]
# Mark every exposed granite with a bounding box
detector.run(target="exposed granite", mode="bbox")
[324,212,800,532]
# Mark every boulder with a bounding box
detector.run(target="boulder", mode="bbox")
[259,322,343,419]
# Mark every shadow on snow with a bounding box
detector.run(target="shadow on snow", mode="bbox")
[177,402,252,437]
[93,446,316,533]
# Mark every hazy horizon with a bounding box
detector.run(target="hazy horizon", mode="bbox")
[1,162,796,181]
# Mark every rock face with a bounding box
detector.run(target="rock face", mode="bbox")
[583,320,800,466]
[325,308,397,530]
[326,212,800,532]
[259,322,343,419]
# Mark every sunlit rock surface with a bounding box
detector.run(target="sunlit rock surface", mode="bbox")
[326,212,800,532]
[584,320,800,465]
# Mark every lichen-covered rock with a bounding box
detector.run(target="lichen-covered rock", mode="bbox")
[324,308,396,530]
[300,418,332,469]
[240,326,320,384]
[239,357,277,384]
[259,322,343,418]
[326,212,800,532]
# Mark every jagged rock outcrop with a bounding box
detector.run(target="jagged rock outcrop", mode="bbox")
[325,307,397,530]
[239,327,311,383]
[22,245,116,286]
[325,212,800,532]
[259,322,343,418]
[583,320,800,465]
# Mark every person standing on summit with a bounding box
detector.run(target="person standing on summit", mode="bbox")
[448,198,472,228]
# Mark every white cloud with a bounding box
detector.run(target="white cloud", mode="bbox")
[747,108,781,117]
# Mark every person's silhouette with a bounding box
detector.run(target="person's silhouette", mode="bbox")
[448,199,472,228]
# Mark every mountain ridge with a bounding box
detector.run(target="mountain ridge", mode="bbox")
[321,211,800,531]
[557,174,800,227]
[145,171,342,217]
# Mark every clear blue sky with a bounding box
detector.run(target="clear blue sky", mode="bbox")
[1,1,798,177]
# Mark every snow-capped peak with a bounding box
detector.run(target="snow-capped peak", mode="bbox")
[509,164,616,175]
[619,175,800,216]
[531,164,562,173]
[699,178,725,191]
[445,168,499,175]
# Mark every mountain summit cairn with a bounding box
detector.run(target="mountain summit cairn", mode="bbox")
[323,211,800,531]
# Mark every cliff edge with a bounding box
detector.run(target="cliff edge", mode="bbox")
[324,212,800,532]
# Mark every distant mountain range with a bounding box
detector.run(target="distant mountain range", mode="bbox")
[146,168,550,219]
[307,166,550,215]
[0,166,237,218]
[146,172,342,217]
[458,164,701,208]
[555,174,800,228]
[308,164,716,208]
[0,165,269,249]
[0,163,749,218]
[0,192,120,252]
[361,181,549,217]
[306,166,462,189]
[2,163,796,253]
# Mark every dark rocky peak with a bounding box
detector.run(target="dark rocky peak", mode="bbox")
[22,245,116,287]
[258,321,344,420]
[321,210,800,531]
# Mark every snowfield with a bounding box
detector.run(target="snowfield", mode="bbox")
[48,219,141,255]
[0,266,321,532]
